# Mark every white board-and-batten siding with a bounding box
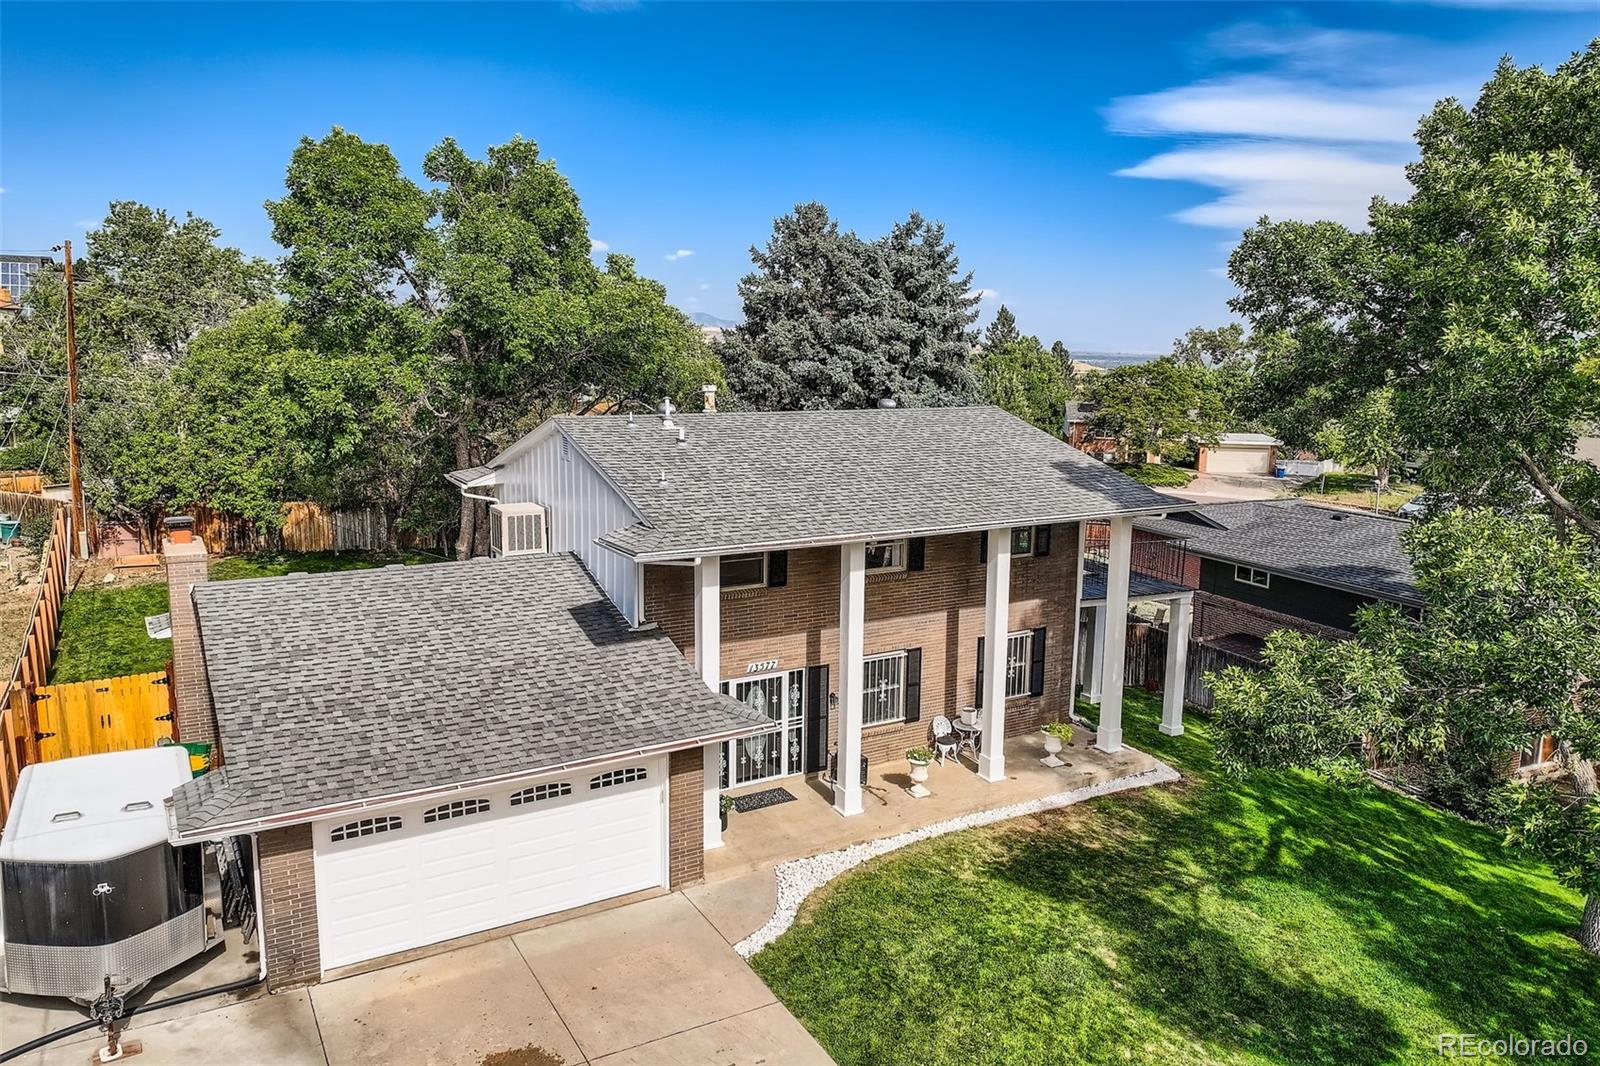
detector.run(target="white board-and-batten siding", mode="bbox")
[497,430,644,623]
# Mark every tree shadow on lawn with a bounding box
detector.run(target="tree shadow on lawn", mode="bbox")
[1014,709,1600,1059]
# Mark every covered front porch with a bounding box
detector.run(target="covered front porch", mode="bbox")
[703,726,1161,879]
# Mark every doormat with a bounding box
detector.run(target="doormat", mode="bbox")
[732,787,797,814]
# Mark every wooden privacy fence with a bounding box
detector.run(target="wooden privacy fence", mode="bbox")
[0,507,72,822]
[1123,623,1264,710]
[0,471,44,495]
[34,670,175,762]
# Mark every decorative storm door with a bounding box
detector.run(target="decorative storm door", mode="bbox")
[721,669,805,788]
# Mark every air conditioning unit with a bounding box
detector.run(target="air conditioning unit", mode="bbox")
[489,502,548,557]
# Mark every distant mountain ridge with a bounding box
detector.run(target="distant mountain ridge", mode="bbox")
[1072,350,1163,369]
[688,311,741,328]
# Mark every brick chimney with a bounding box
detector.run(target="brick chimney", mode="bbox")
[163,518,218,752]
[701,384,717,413]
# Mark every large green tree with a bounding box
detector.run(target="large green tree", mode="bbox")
[1082,356,1223,463]
[267,129,715,555]
[0,202,274,536]
[974,305,1071,433]
[1211,509,1600,954]
[719,203,981,409]
[1228,42,1600,533]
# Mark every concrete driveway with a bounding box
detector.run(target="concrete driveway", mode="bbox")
[10,893,831,1066]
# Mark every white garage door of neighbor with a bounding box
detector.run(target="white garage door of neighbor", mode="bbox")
[313,757,666,971]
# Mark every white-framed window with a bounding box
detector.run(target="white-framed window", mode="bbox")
[721,552,767,590]
[591,766,648,790]
[510,781,572,806]
[423,798,490,824]
[862,651,907,725]
[1005,631,1032,699]
[1234,566,1271,588]
[331,815,402,842]
[864,539,906,574]
[1011,527,1035,557]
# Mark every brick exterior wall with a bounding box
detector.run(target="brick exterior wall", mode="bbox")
[667,748,704,888]
[644,526,1079,769]
[1192,589,1351,643]
[163,537,219,752]
[259,824,321,990]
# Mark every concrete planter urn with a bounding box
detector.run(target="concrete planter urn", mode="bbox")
[1041,722,1074,768]
[906,748,934,798]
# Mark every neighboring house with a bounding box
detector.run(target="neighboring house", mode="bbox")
[1196,432,1282,477]
[1134,499,1421,652]
[161,404,1191,989]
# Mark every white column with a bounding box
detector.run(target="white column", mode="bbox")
[695,556,723,848]
[1095,517,1132,753]
[1161,595,1192,736]
[1085,604,1107,704]
[978,527,1012,782]
[834,541,866,816]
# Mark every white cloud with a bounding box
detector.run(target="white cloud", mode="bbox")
[665,249,694,262]
[1105,19,1468,235]
[1118,143,1413,229]
[74,219,98,230]
[975,288,1000,301]
[1106,76,1439,144]
[698,282,710,291]
[590,238,609,253]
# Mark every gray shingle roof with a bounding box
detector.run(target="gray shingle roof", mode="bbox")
[1136,500,1420,604]
[546,406,1180,560]
[170,553,767,835]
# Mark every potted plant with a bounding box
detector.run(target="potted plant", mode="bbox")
[906,747,935,797]
[1041,721,1073,767]
[719,793,735,831]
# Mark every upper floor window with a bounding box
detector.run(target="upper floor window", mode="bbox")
[1234,566,1271,589]
[1011,527,1034,557]
[864,539,906,574]
[722,552,767,590]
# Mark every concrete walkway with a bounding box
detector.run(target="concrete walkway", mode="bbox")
[11,894,832,1066]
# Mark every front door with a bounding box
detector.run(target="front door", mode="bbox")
[722,669,805,788]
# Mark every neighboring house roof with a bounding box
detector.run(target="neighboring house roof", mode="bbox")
[1136,499,1421,605]
[513,406,1182,561]
[1210,433,1282,447]
[169,553,768,837]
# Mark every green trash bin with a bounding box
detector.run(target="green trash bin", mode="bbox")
[181,741,214,778]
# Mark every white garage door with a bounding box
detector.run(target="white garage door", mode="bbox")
[313,757,666,971]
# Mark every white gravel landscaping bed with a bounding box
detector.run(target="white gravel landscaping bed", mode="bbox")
[733,758,1181,958]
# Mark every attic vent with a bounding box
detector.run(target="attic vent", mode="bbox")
[51,811,82,823]
[560,436,572,462]
[122,801,153,812]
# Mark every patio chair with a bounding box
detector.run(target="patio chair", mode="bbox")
[931,716,960,764]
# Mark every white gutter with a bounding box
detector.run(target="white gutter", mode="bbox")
[171,721,769,843]
[600,503,1195,563]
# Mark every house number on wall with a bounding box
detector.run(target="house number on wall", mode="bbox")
[745,659,779,674]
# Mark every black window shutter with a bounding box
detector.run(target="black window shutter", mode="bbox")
[767,550,789,587]
[903,649,922,722]
[804,665,829,773]
[974,636,985,708]
[1028,626,1047,696]
[907,537,926,572]
[978,532,988,563]
[1034,525,1052,556]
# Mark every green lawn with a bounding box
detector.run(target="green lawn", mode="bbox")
[752,692,1600,1065]
[1115,463,1195,488]
[49,550,444,683]
[1294,471,1424,513]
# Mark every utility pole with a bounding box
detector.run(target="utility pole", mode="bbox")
[63,240,88,559]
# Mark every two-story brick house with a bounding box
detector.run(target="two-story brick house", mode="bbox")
[165,403,1188,989]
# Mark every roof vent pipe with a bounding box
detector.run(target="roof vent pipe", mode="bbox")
[658,469,669,486]
[876,397,898,409]
[626,412,636,429]
[658,398,676,431]
[677,428,688,448]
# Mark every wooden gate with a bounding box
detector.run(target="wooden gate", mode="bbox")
[34,670,176,761]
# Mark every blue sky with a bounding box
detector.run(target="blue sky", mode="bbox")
[1,2,1593,352]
